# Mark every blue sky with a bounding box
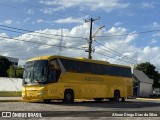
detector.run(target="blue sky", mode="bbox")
[0,0,160,69]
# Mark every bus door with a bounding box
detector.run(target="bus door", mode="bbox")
[48,59,61,83]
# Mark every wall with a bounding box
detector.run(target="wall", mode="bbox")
[140,82,153,97]
[133,69,153,98]
[0,77,22,97]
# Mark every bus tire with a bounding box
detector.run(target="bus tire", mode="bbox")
[109,98,114,101]
[114,91,120,102]
[64,90,74,103]
[94,98,103,102]
[44,99,51,103]
[121,97,125,102]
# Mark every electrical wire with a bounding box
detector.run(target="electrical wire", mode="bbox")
[0,35,86,51]
[0,27,62,40]
[94,40,137,63]
[0,35,137,65]
[96,29,160,38]
[0,24,87,40]
[94,51,135,65]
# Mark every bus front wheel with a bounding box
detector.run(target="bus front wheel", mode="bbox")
[64,90,74,103]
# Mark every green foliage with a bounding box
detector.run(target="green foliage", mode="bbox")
[7,66,15,77]
[135,62,160,88]
[7,66,24,78]
[0,56,11,77]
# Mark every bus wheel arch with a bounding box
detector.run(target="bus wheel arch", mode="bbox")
[64,89,74,103]
[114,90,120,102]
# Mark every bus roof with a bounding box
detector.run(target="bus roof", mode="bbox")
[27,55,131,68]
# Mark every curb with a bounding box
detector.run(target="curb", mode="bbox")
[136,98,160,101]
[0,99,41,102]
[0,100,23,102]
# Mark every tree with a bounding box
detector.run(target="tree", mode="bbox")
[0,56,11,77]
[135,62,160,88]
[8,66,24,78]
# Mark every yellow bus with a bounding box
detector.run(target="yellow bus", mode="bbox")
[22,55,132,103]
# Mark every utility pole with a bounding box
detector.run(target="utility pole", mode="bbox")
[85,17,100,59]
[59,28,63,55]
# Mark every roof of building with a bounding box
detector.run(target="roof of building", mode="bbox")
[133,69,153,84]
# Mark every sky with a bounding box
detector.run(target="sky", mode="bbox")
[0,0,160,70]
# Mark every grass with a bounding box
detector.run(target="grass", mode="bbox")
[0,91,21,97]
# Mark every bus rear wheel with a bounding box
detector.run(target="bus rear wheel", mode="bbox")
[64,90,74,103]
[114,91,120,102]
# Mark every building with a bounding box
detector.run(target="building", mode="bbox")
[133,69,153,97]
[0,55,19,67]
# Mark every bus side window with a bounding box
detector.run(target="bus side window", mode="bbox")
[49,59,61,82]
[48,67,57,83]
[50,60,60,70]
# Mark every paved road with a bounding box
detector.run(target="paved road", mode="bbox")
[0,99,160,119]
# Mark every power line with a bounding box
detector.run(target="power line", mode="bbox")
[0,35,86,51]
[0,24,87,40]
[2,45,39,52]
[59,28,63,55]
[96,29,160,38]
[0,27,88,46]
[0,35,137,65]
[94,51,135,65]
[95,40,137,63]
[0,26,89,46]
[0,27,62,41]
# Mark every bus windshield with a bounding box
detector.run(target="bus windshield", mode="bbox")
[23,60,48,84]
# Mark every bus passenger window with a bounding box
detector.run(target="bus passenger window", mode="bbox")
[48,68,56,83]
[50,60,60,70]
[49,59,61,82]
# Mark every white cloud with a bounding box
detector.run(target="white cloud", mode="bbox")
[114,22,122,26]
[39,0,129,14]
[37,19,44,23]
[34,17,85,24]
[144,22,160,37]
[141,2,154,9]
[3,20,13,25]
[107,27,127,35]
[1,23,160,68]
[152,22,160,28]
[24,17,31,22]
[27,9,34,14]
[149,39,157,44]
[54,17,83,24]
[40,7,64,15]
[145,22,160,29]
[153,32,160,37]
